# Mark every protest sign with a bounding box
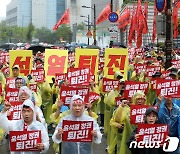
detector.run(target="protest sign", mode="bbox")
[75,49,99,83]
[29,84,37,93]
[102,78,120,92]
[89,92,100,104]
[8,101,23,120]
[60,86,89,106]
[156,79,180,97]
[10,130,41,151]
[31,69,45,83]
[6,77,16,89]
[124,81,149,98]
[44,49,68,83]
[146,66,161,77]
[6,88,19,102]
[104,48,128,79]
[68,68,90,86]
[130,105,158,124]
[62,120,93,142]
[9,50,32,76]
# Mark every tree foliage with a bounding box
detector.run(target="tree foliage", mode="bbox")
[0,20,72,45]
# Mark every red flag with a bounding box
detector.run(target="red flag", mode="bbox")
[142,1,148,34]
[128,7,136,46]
[53,9,70,30]
[173,3,179,38]
[96,3,111,25]
[152,4,157,42]
[118,8,130,29]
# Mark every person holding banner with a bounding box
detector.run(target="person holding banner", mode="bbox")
[127,107,165,154]
[0,99,49,153]
[52,95,102,154]
[108,98,132,154]
[18,86,46,127]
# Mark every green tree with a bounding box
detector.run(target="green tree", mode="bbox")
[34,27,58,43]
[77,23,85,30]
[26,23,35,43]
[55,25,72,42]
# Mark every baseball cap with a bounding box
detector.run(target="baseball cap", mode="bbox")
[12,65,20,70]
[145,107,158,116]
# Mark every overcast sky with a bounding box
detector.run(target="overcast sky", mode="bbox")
[0,0,11,17]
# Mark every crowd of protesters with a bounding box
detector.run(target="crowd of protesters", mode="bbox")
[0,45,179,154]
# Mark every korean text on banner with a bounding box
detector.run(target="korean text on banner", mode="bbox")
[75,49,99,83]
[8,101,23,120]
[104,48,128,79]
[10,130,41,151]
[44,49,68,83]
[102,78,120,92]
[137,124,168,143]
[60,86,89,106]
[31,69,45,83]
[9,50,32,76]
[62,120,93,142]
[130,105,158,124]
[5,88,19,102]
[156,79,180,97]
[124,81,149,98]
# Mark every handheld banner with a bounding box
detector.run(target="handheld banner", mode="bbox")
[89,92,100,104]
[124,81,149,98]
[8,101,23,120]
[6,88,19,102]
[75,49,99,83]
[68,68,90,86]
[31,69,45,83]
[62,120,93,142]
[44,49,68,83]
[130,105,158,124]
[29,84,37,93]
[10,130,41,151]
[60,86,89,106]
[104,48,128,79]
[146,66,161,77]
[156,79,180,97]
[9,50,32,76]
[102,78,120,92]
[137,124,168,143]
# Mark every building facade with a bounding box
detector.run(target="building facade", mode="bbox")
[6,0,65,29]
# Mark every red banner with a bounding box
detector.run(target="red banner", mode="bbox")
[89,92,100,104]
[60,86,89,106]
[68,68,90,86]
[118,8,130,29]
[172,4,178,38]
[124,81,149,98]
[68,55,75,64]
[115,96,122,107]
[172,60,180,69]
[128,48,136,62]
[62,120,93,142]
[102,78,120,92]
[130,105,158,124]
[96,3,111,25]
[29,84,37,93]
[6,77,16,89]
[161,70,171,79]
[0,52,9,64]
[150,78,159,90]
[146,66,161,77]
[6,88,19,102]
[53,8,70,30]
[1,66,10,76]
[31,69,45,83]
[8,101,23,120]
[156,79,180,97]
[55,73,67,85]
[134,64,146,74]
[137,124,168,143]
[10,130,41,151]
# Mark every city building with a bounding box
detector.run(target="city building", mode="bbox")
[6,0,66,29]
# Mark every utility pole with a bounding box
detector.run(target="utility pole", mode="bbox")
[165,0,173,69]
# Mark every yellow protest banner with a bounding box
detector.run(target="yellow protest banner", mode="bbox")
[44,49,68,83]
[104,48,128,79]
[75,49,99,83]
[9,50,32,76]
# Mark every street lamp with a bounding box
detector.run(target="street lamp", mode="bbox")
[80,15,90,45]
[165,0,173,69]
[82,4,97,45]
